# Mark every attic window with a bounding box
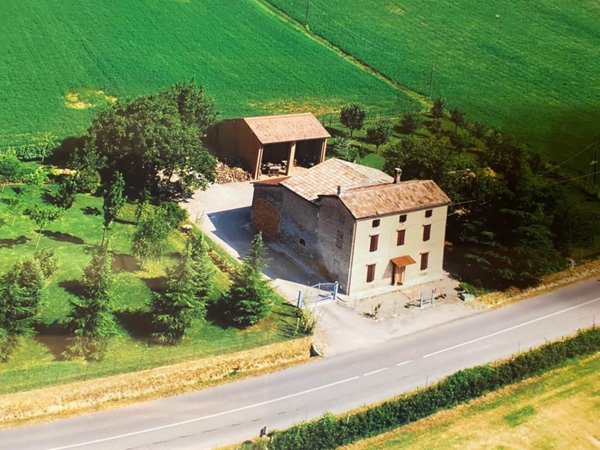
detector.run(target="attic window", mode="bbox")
[372,219,380,228]
[425,209,433,218]
[299,238,306,246]
[399,214,407,223]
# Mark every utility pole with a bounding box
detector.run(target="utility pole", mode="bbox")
[305,0,310,27]
[428,63,435,98]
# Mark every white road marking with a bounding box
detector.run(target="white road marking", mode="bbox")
[47,376,360,450]
[423,296,600,358]
[396,360,413,367]
[363,368,388,377]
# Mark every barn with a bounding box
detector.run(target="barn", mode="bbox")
[206,113,330,179]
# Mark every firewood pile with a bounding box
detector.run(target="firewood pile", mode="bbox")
[215,160,251,184]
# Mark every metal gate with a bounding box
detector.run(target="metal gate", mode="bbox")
[297,282,339,307]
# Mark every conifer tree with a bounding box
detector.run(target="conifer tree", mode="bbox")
[150,242,199,343]
[223,233,272,327]
[102,171,125,246]
[67,244,115,360]
[189,234,214,315]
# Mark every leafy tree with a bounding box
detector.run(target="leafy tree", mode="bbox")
[55,175,78,210]
[34,249,58,278]
[339,104,366,137]
[150,242,200,343]
[0,152,29,188]
[430,98,445,118]
[399,113,420,134]
[68,143,105,193]
[471,121,487,139]
[365,120,392,151]
[132,207,172,262]
[135,188,151,224]
[223,233,272,327]
[27,204,62,248]
[67,245,115,360]
[22,167,48,196]
[159,201,189,229]
[88,82,217,196]
[449,108,466,131]
[0,258,44,360]
[5,191,26,225]
[102,171,125,246]
[428,119,443,138]
[326,137,358,162]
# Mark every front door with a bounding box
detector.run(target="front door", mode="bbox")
[393,266,405,285]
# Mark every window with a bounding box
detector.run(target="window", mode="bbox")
[336,231,344,249]
[399,214,407,223]
[366,264,376,282]
[425,209,433,218]
[423,224,431,242]
[299,238,306,246]
[396,229,406,246]
[372,219,380,228]
[369,234,379,252]
[420,252,429,271]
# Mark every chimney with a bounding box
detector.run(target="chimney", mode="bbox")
[337,185,343,195]
[394,168,402,184]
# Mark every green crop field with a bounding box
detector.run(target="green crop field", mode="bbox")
[0,0,413,147]
[266,0,600,171]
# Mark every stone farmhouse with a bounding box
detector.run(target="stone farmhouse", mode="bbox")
[206,113,330,179]
[251,158,451,295]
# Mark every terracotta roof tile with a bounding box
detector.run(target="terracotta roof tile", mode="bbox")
[243,113,330,144]
[281,158,393,202]
[338,180,450,218]
[391,255,417,267]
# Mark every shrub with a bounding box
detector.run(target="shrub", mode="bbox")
[159,201,189,229]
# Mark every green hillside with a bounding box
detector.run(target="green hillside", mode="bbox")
[266,0,600,171]
[0,0,411,146]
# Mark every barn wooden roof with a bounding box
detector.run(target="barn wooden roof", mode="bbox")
[336,180,450,219]
[243,113,330,144]
[281,158,392,202]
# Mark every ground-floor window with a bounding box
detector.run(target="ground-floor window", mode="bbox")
[366,263,376,282]
[420,252,429,271]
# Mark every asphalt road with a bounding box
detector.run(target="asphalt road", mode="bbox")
[1,278,598,450]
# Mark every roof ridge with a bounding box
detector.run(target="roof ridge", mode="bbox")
[243,112,313,121]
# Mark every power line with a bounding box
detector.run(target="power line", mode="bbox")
[542,142,594,175]
[550,169,600,185]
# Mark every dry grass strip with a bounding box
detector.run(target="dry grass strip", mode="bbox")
[0,337,311,428]
[480,259,600,307]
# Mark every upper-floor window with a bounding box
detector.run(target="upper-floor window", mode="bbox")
[369,234,379,252]
[423,224,431,242]
[425,209,433,218]
[366,264,376,282]
[399,214,407,224]
[420,252,429,271]
[397,229,406,246]
[372,219,380,228]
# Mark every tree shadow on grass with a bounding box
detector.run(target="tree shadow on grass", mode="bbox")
[0,236,29,248]
[34,320,72,361]
[81,206,101,216]
[59,279,86,297]
[114,309,154,342]
[42,230,85,245]
[112,253,141,272]
[142,276,167,292]
[113,217,136,225]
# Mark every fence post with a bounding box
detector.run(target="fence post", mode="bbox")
[297,290,303,308]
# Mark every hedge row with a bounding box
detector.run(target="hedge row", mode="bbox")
[269,326,600,450]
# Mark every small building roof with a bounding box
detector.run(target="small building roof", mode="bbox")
[336,180,451,219]
[391,255,417,267]
[243,113,331,145]
[281,158,392,203]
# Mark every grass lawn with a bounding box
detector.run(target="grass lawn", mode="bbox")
[0,178,300,394]
[0,0,415,147]
[346,353,600,450]
[266,0,600,172]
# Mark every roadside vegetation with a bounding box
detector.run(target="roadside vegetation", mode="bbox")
[346,352,600,450]
[0,84,308,393]
[242,327,600,449]
[266,0,600,173]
